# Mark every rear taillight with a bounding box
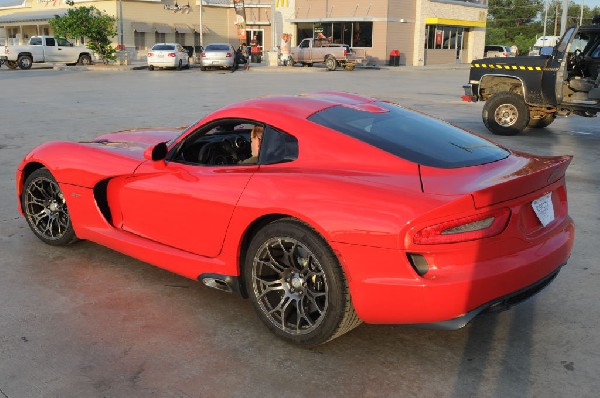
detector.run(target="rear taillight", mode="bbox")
[168,53,176,57]
[413,208,511,245]
[147,52,153,57]
[201,52,206,57]
[503,52,507,56]
[344,49,347,57]
[226,52,232,57]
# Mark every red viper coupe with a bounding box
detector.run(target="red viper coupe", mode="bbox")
[17,92,574,346]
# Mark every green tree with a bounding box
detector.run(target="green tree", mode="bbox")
[49,1,117,63]
[488,0,544,27]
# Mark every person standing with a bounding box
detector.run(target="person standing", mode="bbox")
[280,33,292,66]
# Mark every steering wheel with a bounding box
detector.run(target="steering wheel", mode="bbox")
[569,49,585,75]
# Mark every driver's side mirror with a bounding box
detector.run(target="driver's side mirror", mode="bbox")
[540,46,554,56]
[144,142,168,161]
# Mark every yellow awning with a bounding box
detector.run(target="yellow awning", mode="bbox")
[425,18,486,28]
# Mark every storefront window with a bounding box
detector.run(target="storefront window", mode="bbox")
[176,32,185,45]
[425,25,464,50]
[295,22,372,47]
[155,32,165,43]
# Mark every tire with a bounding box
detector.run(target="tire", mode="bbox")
[21,168,78,246]
[7,60,18,69]
[482,92,530,135]
[288,57,295,66]
[148,65,154,71]
[200,66,206,71]
[17,55,33,70]
[528,114,555,128]
[325,56,337,71]
[244,219,362,346]
[177,60,183,71]
[77,54,92,65]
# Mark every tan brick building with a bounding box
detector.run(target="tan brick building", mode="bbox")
[1,0,487,65]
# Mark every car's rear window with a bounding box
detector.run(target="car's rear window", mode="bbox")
[152,45,175,51]
[307,102,509,168]
[205,45,230,51]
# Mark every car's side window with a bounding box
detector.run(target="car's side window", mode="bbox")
[30,37,42,46]
[169,120,297,167]
[259,126,298,165]
[45,37,56,46]
[57,38,72,47]
[169,119,256,166]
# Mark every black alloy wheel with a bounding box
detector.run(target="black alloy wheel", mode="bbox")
[244,219,361,346]
[22,168,78,246]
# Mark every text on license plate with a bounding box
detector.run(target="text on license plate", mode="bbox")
[532,193,555,227]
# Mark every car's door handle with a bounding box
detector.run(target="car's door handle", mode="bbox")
[58,48,62,51]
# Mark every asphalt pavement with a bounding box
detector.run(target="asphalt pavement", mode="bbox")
[0,66,598,398]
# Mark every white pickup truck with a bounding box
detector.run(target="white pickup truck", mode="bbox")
[1,36,92,70]
[290,38,365,71]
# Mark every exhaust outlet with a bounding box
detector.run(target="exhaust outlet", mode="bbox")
[202,277,233,293]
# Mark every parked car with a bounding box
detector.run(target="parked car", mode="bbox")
[464,22,600,135]
[0,36,92,70]
[290,38,365,70]
[484,45,513,57]
[16,92,574,346]
[147,43,190,71]
[199,43,236,71]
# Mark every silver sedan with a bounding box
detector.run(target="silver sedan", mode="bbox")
[199,43,236,71]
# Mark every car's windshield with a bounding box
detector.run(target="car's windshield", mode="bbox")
[308,102,509,168]
[152,44,176,51]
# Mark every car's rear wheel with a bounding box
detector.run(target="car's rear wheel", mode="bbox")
[22,168,78,246]
[17,55,32,70]
[200,66,206,71]
[177,60,183,70]
[77,54,92,65]
[325,56,337,71]
[483,92,530,135]
[148,65,154,71]
[244,219,361,346]
[528,114,555,128]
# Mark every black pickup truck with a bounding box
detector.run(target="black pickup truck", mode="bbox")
[463,18,600,135]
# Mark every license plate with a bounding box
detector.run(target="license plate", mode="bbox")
[212,61,219,64]
[532,193,555,227]
[158,54,164,58]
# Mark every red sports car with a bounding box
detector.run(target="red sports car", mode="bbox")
[16,92,574,346]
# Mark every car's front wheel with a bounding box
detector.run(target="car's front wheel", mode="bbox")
[22,168,78,246]
[482,92,530,135]
[244,219,361,346]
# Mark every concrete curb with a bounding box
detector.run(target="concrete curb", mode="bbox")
[34,62,470,73]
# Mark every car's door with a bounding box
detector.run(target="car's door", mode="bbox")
[298,39,310,62]
[114,120,259,258]
[44,37,74,62]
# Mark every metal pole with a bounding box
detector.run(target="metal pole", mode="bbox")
[543,0,548,38]
[199,0,203,47]
[119,0,124,49]
[579,1,584,26]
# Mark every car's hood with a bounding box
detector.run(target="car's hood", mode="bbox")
[91,127,184,148]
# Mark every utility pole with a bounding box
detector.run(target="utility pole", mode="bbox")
[560,0,569,35]
[554,1,559,36]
